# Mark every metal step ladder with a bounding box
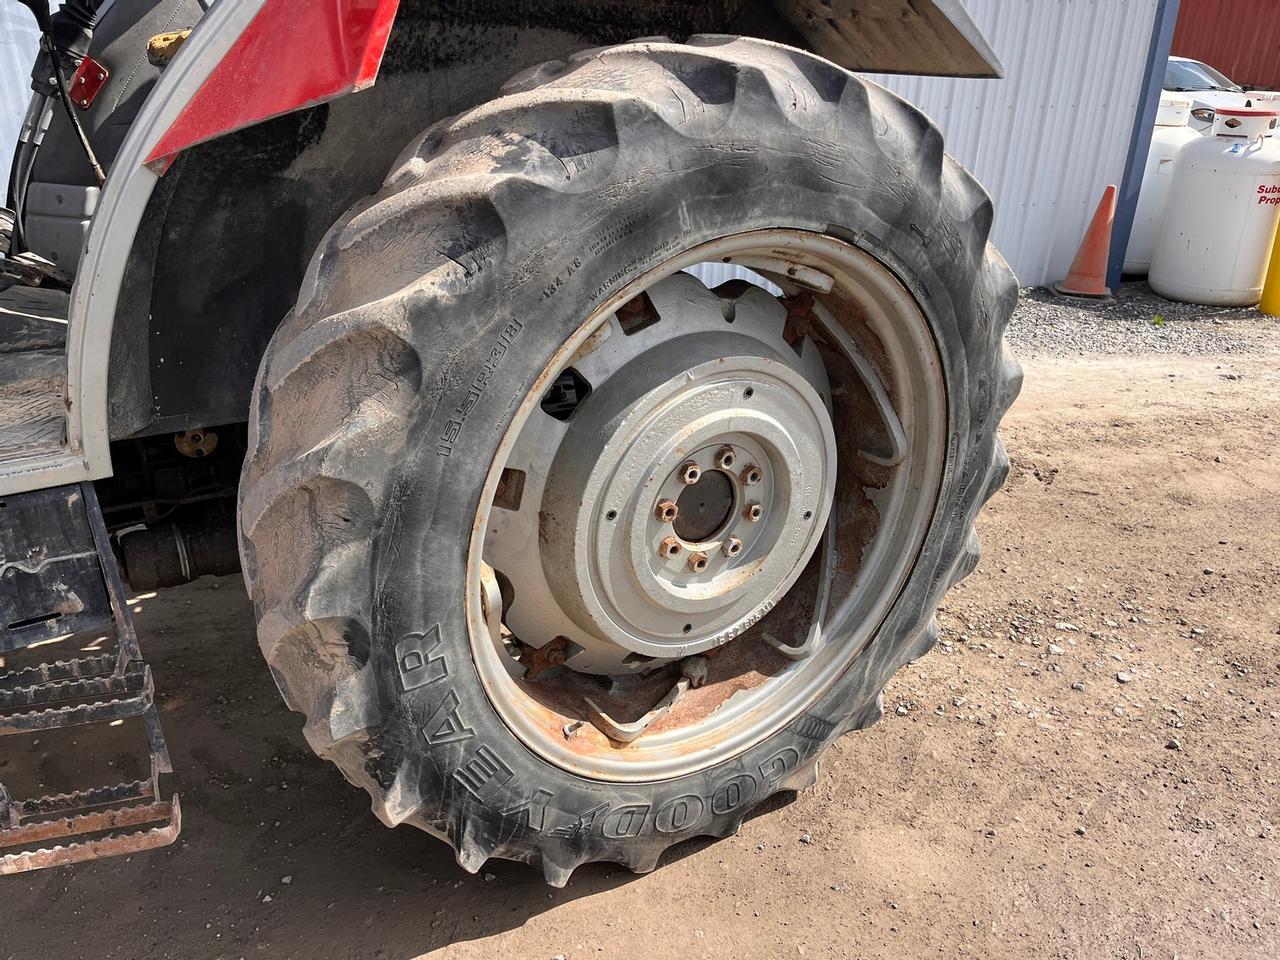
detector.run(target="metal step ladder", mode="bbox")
[0,482,179,874]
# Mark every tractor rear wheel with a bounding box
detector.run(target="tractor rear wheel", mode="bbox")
[238,36,1021,884]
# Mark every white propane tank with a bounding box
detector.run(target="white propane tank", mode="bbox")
[1124,96,1201,275]
[1149,108,1280,306]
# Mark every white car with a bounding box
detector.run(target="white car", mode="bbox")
[1165,55,1280,133]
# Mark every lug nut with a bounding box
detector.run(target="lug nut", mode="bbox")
[679,461,702,485]
[655,499,679,523]
[688,551,710,573]
[659,536,683,560]
[744,502,763,523]
[714,446,737,470]
[740,464,762,486]
[722,536,743,558]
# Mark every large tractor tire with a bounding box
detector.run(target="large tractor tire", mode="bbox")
[238,35,1021,885]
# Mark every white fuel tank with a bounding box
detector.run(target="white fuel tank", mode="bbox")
[1150,109,1280,306]
[1124,96,1201,276]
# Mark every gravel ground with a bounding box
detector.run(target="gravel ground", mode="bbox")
[9,345,1279,960]
[1007,282,1271,358]
[4,318,1280,960]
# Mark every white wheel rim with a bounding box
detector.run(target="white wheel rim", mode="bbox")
[467,230,946,782]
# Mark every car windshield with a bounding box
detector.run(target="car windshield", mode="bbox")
[1165,58,1244,93]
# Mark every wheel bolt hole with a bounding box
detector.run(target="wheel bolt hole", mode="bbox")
[743,387,754,400]
[803,510,813,520]
[606,509,618,521]
[540,366,593,421]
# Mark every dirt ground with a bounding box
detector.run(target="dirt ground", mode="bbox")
[4,314,1279,960]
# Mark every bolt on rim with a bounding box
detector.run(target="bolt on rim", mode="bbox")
[467,230,946,782]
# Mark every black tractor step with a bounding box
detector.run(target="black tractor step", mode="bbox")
[0,482,178,873]
[0,651,118,691]
[0,663,154,734]
[0,656,144,710]
[0,761,181,875]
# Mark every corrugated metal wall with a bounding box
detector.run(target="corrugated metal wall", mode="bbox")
[1173,0,1280,90]
[868,0,1159,287]
[0,7,39,196]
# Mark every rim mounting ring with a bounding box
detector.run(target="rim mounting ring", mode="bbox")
[470,229,947,782]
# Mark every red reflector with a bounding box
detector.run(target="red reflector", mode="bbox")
[70,56,109,111]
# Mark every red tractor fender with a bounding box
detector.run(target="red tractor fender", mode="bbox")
[142,0,1003,172]
[145,0,400,171]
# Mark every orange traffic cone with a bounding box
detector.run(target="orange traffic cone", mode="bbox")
[1053,184,1118,299]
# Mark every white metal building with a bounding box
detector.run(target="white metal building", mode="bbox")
[868,0,1164,286]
